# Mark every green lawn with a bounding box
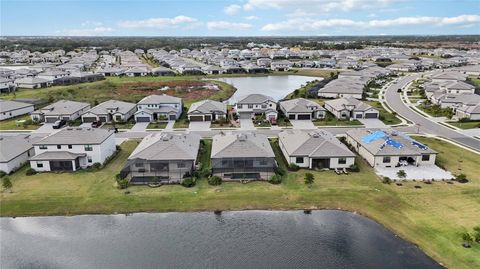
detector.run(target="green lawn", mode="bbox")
[0,114,40,130]
[417,103,454,119]
[365,101,402,125]
[447,121,480,130]
[147,122,168,129]
[173,110,189,128]
[1,138,479,268]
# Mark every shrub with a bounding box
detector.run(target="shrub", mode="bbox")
[288,163,300,171]
[181,177,196,188]
[116,145,122,151]
[92,162,102,169]
[397,170,407,179]
[2,177,12,190]
[349,164,360,172]
[117,179,129,189]
[26,168,37,176]
[473,226,480,243]
[274,167,286,177]
[208,176,222,186]
[461,232,474,247]
[304,173,315,186]
[455,173,469,183]
[269,174,283,185]
[382,177,392,184]
[0,170,6,178]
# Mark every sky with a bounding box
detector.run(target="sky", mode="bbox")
[1,0,479,36]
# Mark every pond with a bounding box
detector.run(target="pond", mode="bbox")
[0,210,441,269]
[213,75,321,104]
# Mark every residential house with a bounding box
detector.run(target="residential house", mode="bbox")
[120,132,201,184]
[278,130,355,169]
[324,97,379,119]
[0,135,36,174]
[29,127,116,172]
[187,99,227,122]
[270,60,293,71]
[211,132,277,180]
[279,98,326,120]
[0,100,35,121]
[0,78,16,93]
[81,100,137,123]
[15,77,51,89]
[134,94,183,122]
[235,94,278,121]
[30,100,90,123]
[456,104,480,120]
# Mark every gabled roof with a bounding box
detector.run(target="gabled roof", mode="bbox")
[138,94,182,105]
[32,100,90,116]
[325,97,374,112]
[279,130,355,158]
[279,98,325,113]
[0,100,34,112]
[0,135,37,162]
[29,151,86,161]
[128,132,200,161]
[34,127,114,145]
[444,81,475,90]
[86,100,136,115]
[431,71,467,81]
[211,132,275,158]
[14,77,50,84]
[188,99,226,114]
[236,94,275,104]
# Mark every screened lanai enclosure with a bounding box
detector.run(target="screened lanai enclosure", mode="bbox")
[211,157,277,180]
[120,158,195,184]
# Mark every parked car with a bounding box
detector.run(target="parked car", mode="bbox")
[52,120,66,129]
[91,121,102,128]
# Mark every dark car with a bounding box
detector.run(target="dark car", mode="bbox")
[52,119,66,129]
[397,88,402,93]
[91,121,102,128]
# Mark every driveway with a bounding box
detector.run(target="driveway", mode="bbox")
[33,123,56,134]
[239,118,255,130]
[358,118,387,128]
[188,121,211,131]
[165,120,175,130]
[375,165,454,181]
[130,122,149,132]
[79,122,92,127]
[290,120,316,129]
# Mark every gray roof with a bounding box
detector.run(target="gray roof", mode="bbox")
[0,135,36,162]
[279,98,325,113]
[29,151,86,161]
[444,81,475,90]
[431,71,467,81]
[319,77,366,94]
[86,100,136,115]
[325,97,374,112]
[138,94,182,105]
[211,132,275,158]
[458,104,480,114]
[346,129,437,156]
[34,127,114,145]
[188,99,226,114]
[15,77,50,84]
[440,93,480,105]
[0,100,34,113]
[128,132,200,161]
[279,130,355,158]
[32,100,90,116]
[236,94,275,104]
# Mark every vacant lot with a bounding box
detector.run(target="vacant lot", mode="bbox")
[1,137,479,268]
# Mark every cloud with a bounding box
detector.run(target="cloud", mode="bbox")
[244,15,259,20]
[243,0,397,13]
[224,4,242,15]
[118,16,198,28]
[57,27,113,36]
[207,21,253,30]
[81,21,103,27]
[262,15,480,31]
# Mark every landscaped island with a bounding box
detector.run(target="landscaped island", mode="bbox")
[1,136,479,269]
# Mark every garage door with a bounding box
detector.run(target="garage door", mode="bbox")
[189,115,204,121]
[288,114,296,120]
[98,116,107,122]
[45,117,58,123]
[297,114,311,120]
[204,115,212,121]
[136,117,151,122]
[168,115,176,120]
[82,117,97,123]
[365,113,378,119]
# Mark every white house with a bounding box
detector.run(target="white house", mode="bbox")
[456,104,480,120]
[235,94,278,121]
[278,130,356,169]
[0,135,36,174]
[81,100,136,123]
[279,98,326,120]
[134,94,183,122]
[31,100,90,123]
[29,127,116,172]
[15,77,51,89]
[0,100,35,121]
[187,99,227,122]
[270,60,293,71]
[324,97,379,119]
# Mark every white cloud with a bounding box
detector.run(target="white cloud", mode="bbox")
[207,21,253,30]
[242,0,397,13]
[244,15,259,20]
[262,15,480,31]
[58,27,113,36]
[118,16,198,28]
[81,21,103,27]
[224,4,242,15]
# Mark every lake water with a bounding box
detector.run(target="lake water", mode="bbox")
[214,75,321,104]
[0,210,441,269]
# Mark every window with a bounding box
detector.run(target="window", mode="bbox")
[57,145,61,149]
[135,163,144,167]
[87,156,92,163]
[237,104,243,109]
[248,104,253,109]
[383,157,391,163]
[39,145,47,150]
[261,104,267,109]
[177,162,186,168]
[296,157,304,164]
[84,145,93,151]
[422,155,430,161]
[259,159,267,165]
[339,158,347,164]
[68,145,72,149]
[36,162,43,168]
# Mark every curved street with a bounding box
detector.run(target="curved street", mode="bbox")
[384,74,480,152]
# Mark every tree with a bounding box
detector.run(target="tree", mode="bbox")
[304,173,315,187]
[2,177,12,190]
[397,170,407,179]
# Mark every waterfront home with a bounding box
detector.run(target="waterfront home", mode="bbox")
[278,130,355,169]
[324,97,379,119]
[0,100,34,121]
[29,127,116,172]
[270,60,293,71]
[235,94,278,121]
[187,99,227,122]
[346,129,437,168]
[30,100,90,123]
[211,132,277,180]
[14,77,51,89]
[134,94,183,122]
[0,135,36,174]
[317,77,365,99]
[120,132,201,184]
[81,100,136,123]
[279,98,326,120]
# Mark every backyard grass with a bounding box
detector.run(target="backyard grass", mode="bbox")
[447,121,480,130]
[365,101,402,125]
[146,122,168,129]
[0,137,479,268]
[173,111,189,128]
[0,114,39,130]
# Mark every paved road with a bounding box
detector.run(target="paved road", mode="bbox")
[384,75,480,152]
